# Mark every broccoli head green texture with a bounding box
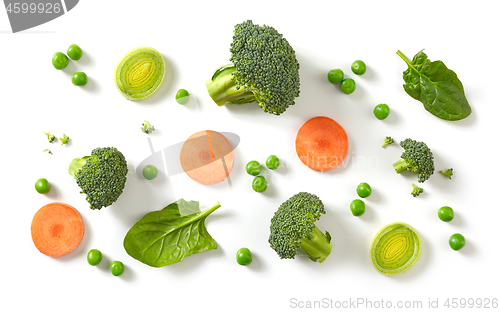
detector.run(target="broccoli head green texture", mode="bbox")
[269,192,332,263]
[393,138,435,183]
[206,20,300,115]
[68,147,128,210]
[411,183,424,197]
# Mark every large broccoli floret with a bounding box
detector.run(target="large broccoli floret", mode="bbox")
[269,192,332,263]
[68,147,128,210]
[206,20,300,115]
[393,138,435,183]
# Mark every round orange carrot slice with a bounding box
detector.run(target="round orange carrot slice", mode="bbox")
[180,130,234,184]
[31,202,85,257]
[295,116,348,171]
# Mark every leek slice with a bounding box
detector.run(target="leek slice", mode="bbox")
[114,47,166,100]
[370,222,422,276]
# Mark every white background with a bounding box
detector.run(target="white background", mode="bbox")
[1,1,499,311]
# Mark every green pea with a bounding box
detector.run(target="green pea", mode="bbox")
[351,60,366,75]
[246,160,261,176]
[236,247,252,266]
[350,199,365,216]
[356,182,371,198]
[340,78,356,94]
[67,44,83,61]
[252,176,267,193]
[449,233,466,251]
[327,69,344,84]
[34,178,50,194]
[110,261,125,276]
[176,89,190,105]
[87,249,102,266]
[373,104,390,120]
[266,155,280,170]
[72,72,88,86]
[438,206,454,222]
[142,164,158,180]
[52,52,69,70]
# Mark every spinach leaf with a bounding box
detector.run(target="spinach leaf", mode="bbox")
[123,199,221,267]
[397,50,471,121]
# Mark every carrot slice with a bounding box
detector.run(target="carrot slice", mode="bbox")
[295,116,348,171]
[180,130,234,184]
[31,202,85,257]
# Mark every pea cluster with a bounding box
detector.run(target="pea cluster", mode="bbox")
[245,155,280,192]
[350,182,372,217]
[327,60,366,94]
[51,44,87,86]
[437,206,466,251]
[87,249,125,277]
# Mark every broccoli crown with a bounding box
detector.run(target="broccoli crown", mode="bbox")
[74,147,128,210]
[59,134,69,145]
[230,20,300,115]
[411,183,424,197]
[269,192,330,261]
[397,138,435,183]
[44,131,55,143]
[382,136,394,148]
[141,120,155,134]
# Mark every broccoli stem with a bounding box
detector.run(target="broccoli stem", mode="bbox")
[298,226,332,263]
[205,65,256,106]
[68,156,90,178]
[393,158,409,174]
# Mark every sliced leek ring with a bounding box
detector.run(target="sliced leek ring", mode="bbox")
[370,222,422,276]
[114,47,166,100]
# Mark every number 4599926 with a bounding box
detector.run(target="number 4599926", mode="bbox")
[6,2,62,14]
[444,298,498,309]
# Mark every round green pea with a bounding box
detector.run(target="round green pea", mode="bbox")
[34,178,50,194]
[449,233,466,251]
[236,247,252,266]
[340,78,356,94]
[373,104,390,120]
[351,60,367,75]
[71,72,88,86]
[327,69,344,84]
[356,182,371,198]
[52,52,69,70]
[252,176,267,193]
[110,261,125,276]
[143,164,158,180]
[176,89,190,105]
[246,160,261,176]
[438,206,454,222]
[87,249,102,266]
[266,155,280,170]
[67,44,83,61]
[350,199,365,217]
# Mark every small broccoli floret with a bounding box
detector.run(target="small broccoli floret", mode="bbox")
[68,147,128,210]
[141,120,155,134]
[393,138,435,183]
[269,192,332,263]
[382,136,394,148]
[43,149,52,154]
[44,131,56,143]
[206,20,300,115]
[411,183,424,197]
[439,168,453,179]
[59,134,69,145]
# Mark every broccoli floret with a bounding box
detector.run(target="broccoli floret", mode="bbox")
[141,120,155,134]
[393,138,435,183]
[43,149,52,154]
[269,192,332,263]
[68,147,128,210]
[206,20,300,115]
[382,136,394,148]
[439,168,453,179]
[59,134,69,145]
[411,183,424,197]
[44,131,56,143]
